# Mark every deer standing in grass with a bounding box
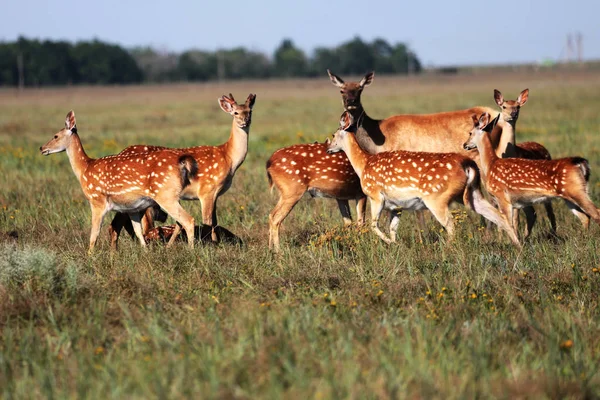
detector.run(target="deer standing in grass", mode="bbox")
[266,138,366,251]
[328,70,499,235]
[327,111,519,245]
[490,88,556,238]
[464,113,600,240]
[109,93,255,247]
[40,111,197,251]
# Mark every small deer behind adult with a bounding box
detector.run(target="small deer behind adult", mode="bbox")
[327,111,519,245]
[464,113,600,240]
[110,93,256,248]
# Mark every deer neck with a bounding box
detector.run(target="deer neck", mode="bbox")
[65,133,92,181]
[348,106,384,154]
[223,122,250,173]
[342,133,370,178]
[476,133,499,180]
[493,118,518,158]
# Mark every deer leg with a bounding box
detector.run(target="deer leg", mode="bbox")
[497,198,521,246]
[128,212,147,247]
[268,193,303,251]
[156,200,195,248]
[389,210,401,243]
[424,201,454,240]
[199,192,218,242]
[522,206,537,240]
[415,210,427,242]
[369,197,391,244]
[468,189,519,246]
[211,197,219,242]
[563,192,600,229]
[356,197,367,226]
[336,199,352,226]
[544,202,558,236]
[89,203,109,253]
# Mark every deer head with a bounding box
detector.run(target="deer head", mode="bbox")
[40,110,77,155]
[463,113,498,150]
[327,70,374,111]
[494,88,528,122]
[218,93,256,129]
[327,111,355,154]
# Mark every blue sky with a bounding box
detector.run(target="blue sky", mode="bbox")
[1,0,598,66]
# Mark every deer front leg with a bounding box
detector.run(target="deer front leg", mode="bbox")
[389,210,401,243]
[89,203,108,254]
[336,199,352,226]
[369,197,391,244]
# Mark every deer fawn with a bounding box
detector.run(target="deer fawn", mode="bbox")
[491,88,557,238]
[266,138,367,251]
[327,111,519,245]
[464,113,600,241]
[40,111,197,252]
[110,93,256,246]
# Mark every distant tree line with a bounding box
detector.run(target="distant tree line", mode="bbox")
[0,36,421,87]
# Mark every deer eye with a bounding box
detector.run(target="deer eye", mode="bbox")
[340,90,344,94]
[54,135,58,139]
[234,112,239,115]
[502,106,506,109]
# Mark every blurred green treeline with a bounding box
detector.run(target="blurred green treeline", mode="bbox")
[0,36,421,87]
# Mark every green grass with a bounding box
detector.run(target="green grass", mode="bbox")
[1,70,600,398]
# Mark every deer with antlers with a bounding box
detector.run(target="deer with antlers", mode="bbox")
[490,88,557,238]
[40,111,198,252]
[326,111,519,245]
[109,93,256,247]
[464,113,600,240]
[266,138,367,251]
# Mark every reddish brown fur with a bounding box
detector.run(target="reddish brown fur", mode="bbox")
[266,140,366,251]
[40,111,197,252]
[328,112,518,244]
[465,113,600,239]
[110,93,256,246]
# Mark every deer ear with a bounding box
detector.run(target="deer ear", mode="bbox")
[493,89,504,107]
[517,88,529,106]
[360,71,374,87]
[471,114,479,125]
[324,137,331,145]
[218,96,234,114]
[340,111,353,131]
[245,94,256,109]
[478,113,490,129]
[65,110,76,131]
[327,69,345,87]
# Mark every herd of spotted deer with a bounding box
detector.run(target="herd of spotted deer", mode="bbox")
[39,70,600,253]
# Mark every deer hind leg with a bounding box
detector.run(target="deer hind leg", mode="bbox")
[268,192,304,251]
[369,196,391,244]
[155,199,195,248]
[468,189,519,246]
[356,197,367,226]
[496,198,521,246]
[544,202,558,236]
[336,199,353,226]
[389,210,401,243]
[521,206,537,240]
[128,212,147,247]
[563,190,600,229]
[424,199,454,240]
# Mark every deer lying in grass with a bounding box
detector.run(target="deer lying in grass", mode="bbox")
[40,111,197,251]
[266,138,366,251]
[326,111,519,245]
[464,113,600,240]
[110,93,256,247]
[491,88,556,238]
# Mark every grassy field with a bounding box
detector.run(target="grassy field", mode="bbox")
[1,69,600,398]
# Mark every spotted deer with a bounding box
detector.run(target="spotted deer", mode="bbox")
[110,93,256,246]
[464,113,600,240]
[491,88,556,238]
[266,138,367,251]
[327,111,519,245]
[328,70,499,235]
[40,111,197,252]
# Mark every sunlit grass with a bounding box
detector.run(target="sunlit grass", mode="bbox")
[1,69,600,398]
